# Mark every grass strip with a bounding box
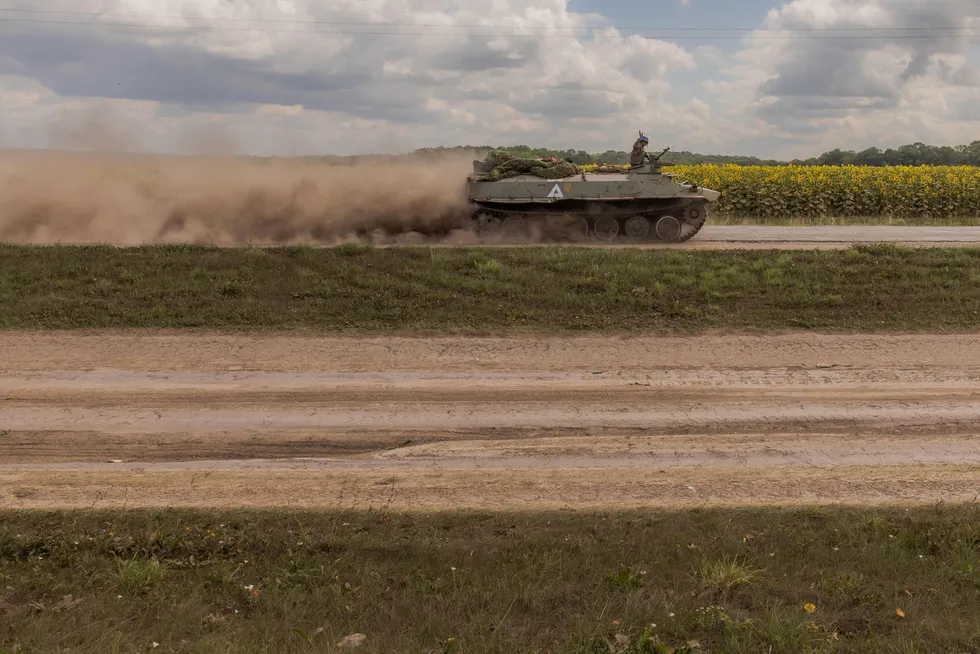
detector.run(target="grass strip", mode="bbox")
[2,506,979,653]
[2,243,980,333]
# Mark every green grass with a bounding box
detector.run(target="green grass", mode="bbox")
[3,243,980,333]
[2,506,980,653]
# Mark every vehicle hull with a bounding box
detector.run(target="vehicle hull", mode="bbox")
[465,166,721,243]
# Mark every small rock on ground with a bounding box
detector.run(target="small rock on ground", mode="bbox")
[337,633,367,648]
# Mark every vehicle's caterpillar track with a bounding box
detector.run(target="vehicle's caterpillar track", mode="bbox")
[470,201,709,244]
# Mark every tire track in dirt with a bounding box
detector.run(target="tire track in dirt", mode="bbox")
[2,401,979,434]
[5,466,980,511]
[2,331,980,510]
[3,332,980,371]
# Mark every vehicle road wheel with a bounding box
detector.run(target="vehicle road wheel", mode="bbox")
[655,215,682,242]
[593,216,619,242]
[624,216,650,240]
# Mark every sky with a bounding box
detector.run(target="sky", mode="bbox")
[0,0,978,160]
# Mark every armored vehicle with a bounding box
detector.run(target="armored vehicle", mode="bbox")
[466,146,721,243]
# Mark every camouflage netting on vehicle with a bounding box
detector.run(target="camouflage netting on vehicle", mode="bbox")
[477,150,580,181]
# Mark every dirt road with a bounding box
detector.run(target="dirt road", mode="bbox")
[3,331,980,510]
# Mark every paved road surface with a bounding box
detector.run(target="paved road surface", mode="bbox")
[591,225,980,249]
[417,225,980,249]
[700,226,980,242]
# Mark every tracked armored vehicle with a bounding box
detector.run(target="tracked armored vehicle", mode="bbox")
[466,146,721,243]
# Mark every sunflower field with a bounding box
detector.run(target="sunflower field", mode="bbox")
[580,163,980,220]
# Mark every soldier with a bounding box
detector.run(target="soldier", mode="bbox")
[630,132,650,167]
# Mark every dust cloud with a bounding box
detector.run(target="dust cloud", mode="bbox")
[0,148,486,246]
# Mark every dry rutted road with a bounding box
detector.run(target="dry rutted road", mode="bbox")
[2,332,980,510]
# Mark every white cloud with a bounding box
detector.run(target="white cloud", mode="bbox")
[2,0,979,159]
[707,0,980,158]
[0,0,713,155]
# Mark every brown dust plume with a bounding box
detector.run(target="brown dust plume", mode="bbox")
[0,149,486,246]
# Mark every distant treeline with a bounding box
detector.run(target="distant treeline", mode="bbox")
[278,140,980,167]
[410,141,980,167]
[8,139,980,167]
